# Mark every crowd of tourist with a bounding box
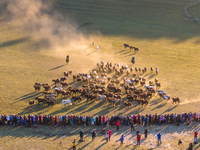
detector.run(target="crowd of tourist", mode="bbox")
[0,112,199,127]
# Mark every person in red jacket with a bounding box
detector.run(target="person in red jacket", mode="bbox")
[137,134,141,145]
[102,116,106,126]
[194,131,198,144]
[108,130,112,141]
[116,120,120,130]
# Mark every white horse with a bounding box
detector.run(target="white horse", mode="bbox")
[163,95,170,102]
[144,85,155,89]
[97,94,106,101]
[87,75,91,80]
[61,99,72,106]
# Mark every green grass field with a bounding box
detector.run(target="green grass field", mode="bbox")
[0,0,200,149]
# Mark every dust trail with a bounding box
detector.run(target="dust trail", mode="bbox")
[179,99,200,105]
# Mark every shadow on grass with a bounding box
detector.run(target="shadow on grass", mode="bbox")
[49,65,65,71]
[12,92,42,104]
[0,37,29,48]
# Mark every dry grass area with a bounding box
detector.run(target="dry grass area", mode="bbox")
[0,0,200,149]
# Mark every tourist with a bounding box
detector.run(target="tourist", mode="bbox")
[105,131,109,142]
[92,129,96,141]
[108,130,112,141]
[144,128,148,138]
[194,131,198,144]
[137,133,141,145]
[120,134,124,145]
[72,139,76,150]
[80,129,83,142]
[116,119,120,130]
[157,132,161,145]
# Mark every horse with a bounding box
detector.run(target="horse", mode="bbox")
[129,46,134,50]
[72,96,82,103]
[52,79,60,84]
[60,77,67,82]
[60,81,69,87]
[97,94,106,101]
[133,47,139,51]
[34,85,40,92]
[61,99,72,106]
[124,44,129,49]
[124,101,132,109]
[35,97,46,105]
[172,97,180,104]
[29,100,35,106]
[112,99,120,106]
[163,95,170,102]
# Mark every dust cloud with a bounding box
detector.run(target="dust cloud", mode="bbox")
[4,0,90,53]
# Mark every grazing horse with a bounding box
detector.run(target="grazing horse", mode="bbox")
[172,97,180,104]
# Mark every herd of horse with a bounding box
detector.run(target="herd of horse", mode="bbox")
[31,61,180,109]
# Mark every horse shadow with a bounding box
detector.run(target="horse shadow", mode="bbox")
[161,105,178,114]
[148,74,155,79]
[151,103,166,111]
[48,65,65,71]
[12,92,42,104]
[114,49,125,54]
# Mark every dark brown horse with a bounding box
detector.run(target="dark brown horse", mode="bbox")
[172,97,180,104]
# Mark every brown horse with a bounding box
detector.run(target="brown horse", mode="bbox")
[52,79,60,84]
[34,85,40,92]
[35,97,46,105]
[172,97,180,104]
[124,101,132,109]
[29,100,35,106]
[72,96,82,103]
[60,81,69,87]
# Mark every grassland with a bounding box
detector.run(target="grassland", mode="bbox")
[0,0,200,149]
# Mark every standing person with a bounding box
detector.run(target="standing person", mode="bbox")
[130,120,135,131]
[72,139,76,150]
[194,131,198,144]
[144,128,148,139]
[136,129,140,136]
[137,134,141,145]
[116,119,120,130]
[108,130,112,141]
[157,132,162,145]
[105,131,109,142]
[80,129,83,142]
[120,134,124,145]
[66,55,69,63]
[92,129,96,141]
